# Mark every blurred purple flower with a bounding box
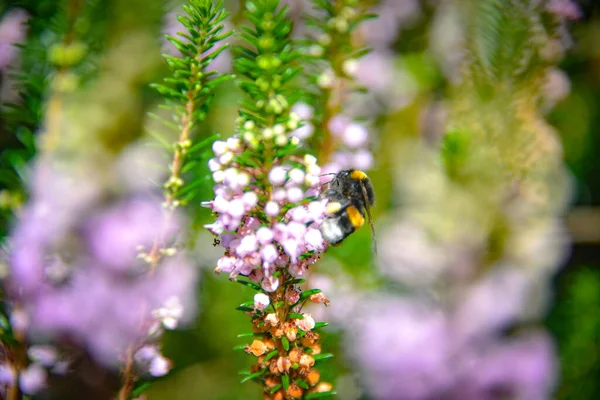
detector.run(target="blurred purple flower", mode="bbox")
[341,293,558,400]
[0,364,15,386]
[451,267,531,345]
[19,363,46,395]
[546,0,582,20]
[348,297,452,400]
[0,8,28,103]
[376,220,449,287]
[0,9,28,69]
[8,162,198,367]
[86,197,179,272]
[453,332,557,400]
[357,0,420,49]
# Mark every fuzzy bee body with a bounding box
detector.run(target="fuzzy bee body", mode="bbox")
[319,170,376,251]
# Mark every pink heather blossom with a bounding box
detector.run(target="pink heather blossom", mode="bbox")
[204,58,329,333]
[290,206,309,223]
[289,262,309,278]
[282,239,302,261]
[212,195,229,213]
[227,137,242,151]
[219,151,234,165]
[220,234,236,248]
[287,187,304,203]
[275,254,290,268]
[256,227,274,245]
[288,168,305,185]
[237,235,258,256]
[254,293,271,311]
[212,140,228,156]
[265,201,280,217]
[208,158,222,171]
[273,223,289,242]
[288,222,307,239]
[228,199,245,218]
[262,275,279,292]
[296,313,316,331]
[308,201,327,221]
[217,256,236,272]
[261,244,279,264]
[269,166,288,185]
[244,217,261,231]
[285,287,300,304]
[242,191,258,208]
[204,220,224,235]
[305,228,325,251]
[272,188,287,202]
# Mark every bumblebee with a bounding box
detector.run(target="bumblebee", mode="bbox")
[319,169,377,253]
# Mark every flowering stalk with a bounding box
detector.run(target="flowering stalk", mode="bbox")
[145,0,233,266]
[204,1,334,398]
[303,0,374,168]
[118,1,233,398]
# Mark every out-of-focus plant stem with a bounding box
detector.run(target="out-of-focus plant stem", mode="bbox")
[40,0,84,154]
[118,346,135,400]
[317,78,343,164]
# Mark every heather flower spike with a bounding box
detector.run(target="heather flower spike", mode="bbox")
[205,0,334,397]
[302,0,376,173]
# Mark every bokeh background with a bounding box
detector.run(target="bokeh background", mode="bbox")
[1,0,600,399]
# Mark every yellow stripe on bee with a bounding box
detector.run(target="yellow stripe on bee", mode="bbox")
[326,202,342,214]
[350,170,368,180]
[347,206,365,229]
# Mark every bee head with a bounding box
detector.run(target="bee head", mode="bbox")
[335,169,375,206]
